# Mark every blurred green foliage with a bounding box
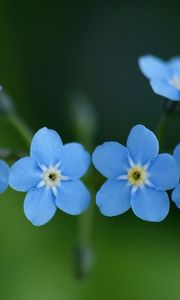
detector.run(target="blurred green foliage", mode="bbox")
[0,0,180,299]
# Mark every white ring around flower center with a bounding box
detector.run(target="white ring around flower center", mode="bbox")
[169,75,180,90]
[37,165,68,196]
[42,166,62,188]
[127,165,148,187]
[118,160,153,195]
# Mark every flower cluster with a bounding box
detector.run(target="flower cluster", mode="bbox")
[0,123,178,226]
[0,55,179,226]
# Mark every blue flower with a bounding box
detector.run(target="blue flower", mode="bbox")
[138,55,180,101]
[0,160,9,193]
[9,127,91,226]
[92,125,179,222]
[172,144,180,207]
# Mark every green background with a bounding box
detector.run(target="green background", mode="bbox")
[0,0,180,299]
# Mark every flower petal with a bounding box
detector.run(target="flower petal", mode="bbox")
[131,186,169,222]
[149,154,179,191]
[0,160,9,193]
[127,125,159,165]
[96,179,131,216]
[24,187,57,226]
[138,55,169,80]
[30,127,63,166]
[172,183,180,208]
[168,56,180,73]
[150,79,180,101]
[9,157,41,192]
[60,143,91,179]
[173,144,180,172]
[92,142,129,178]
[55,180,90,215]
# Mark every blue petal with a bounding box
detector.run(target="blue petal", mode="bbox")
[0,160,9,193]
[150,79,180,101]
[92,142,129,178]
[96,179,131,216]
[172,183,180,208]
[138,55,169,80]
[131,186,169,222]
[60,143,91,179]
[173,144,180,172]
[149,154,179,190]
[24,187,57,226]
[30,127,63,166]
[168,57,180,73]
[55,180,90,215]
[127,125,159,165]
[9,157,41,192]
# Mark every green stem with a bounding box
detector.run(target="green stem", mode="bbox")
[78,200,94,248]
[70,97,97,279]
[74,172,95,279]
[8,114,32,147]
[156,99,180,149]
[0,148,27,161]
[155,113,173,149]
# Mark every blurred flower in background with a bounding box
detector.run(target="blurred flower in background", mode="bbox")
[139,55,180,101]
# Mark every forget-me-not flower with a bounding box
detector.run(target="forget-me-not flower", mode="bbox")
[172,144,180,207]
[0,160,9,193]
[9,127,91,226]
[138,55,180,101]
[92,125,179,222]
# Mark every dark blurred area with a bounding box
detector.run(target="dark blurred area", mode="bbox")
[0,0,180,299]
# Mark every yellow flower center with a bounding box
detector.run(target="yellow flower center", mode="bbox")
[48,173,57,181]
[128,166,147,186]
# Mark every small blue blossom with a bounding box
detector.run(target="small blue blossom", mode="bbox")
[172,144,180,207]
[0,160,9,193]
[92,125,179,222]
[9,127,91,226]
[138,55,180,101]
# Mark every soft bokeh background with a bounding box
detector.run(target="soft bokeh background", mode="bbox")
[0,0,180,299]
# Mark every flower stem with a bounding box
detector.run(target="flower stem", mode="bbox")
[0,148,27,161]
[156,99,180,149]
[74,193,95,279]
[8,114,32,148]
[155,113,173,149]
[78,196,94,249]
[70,97,98,279]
